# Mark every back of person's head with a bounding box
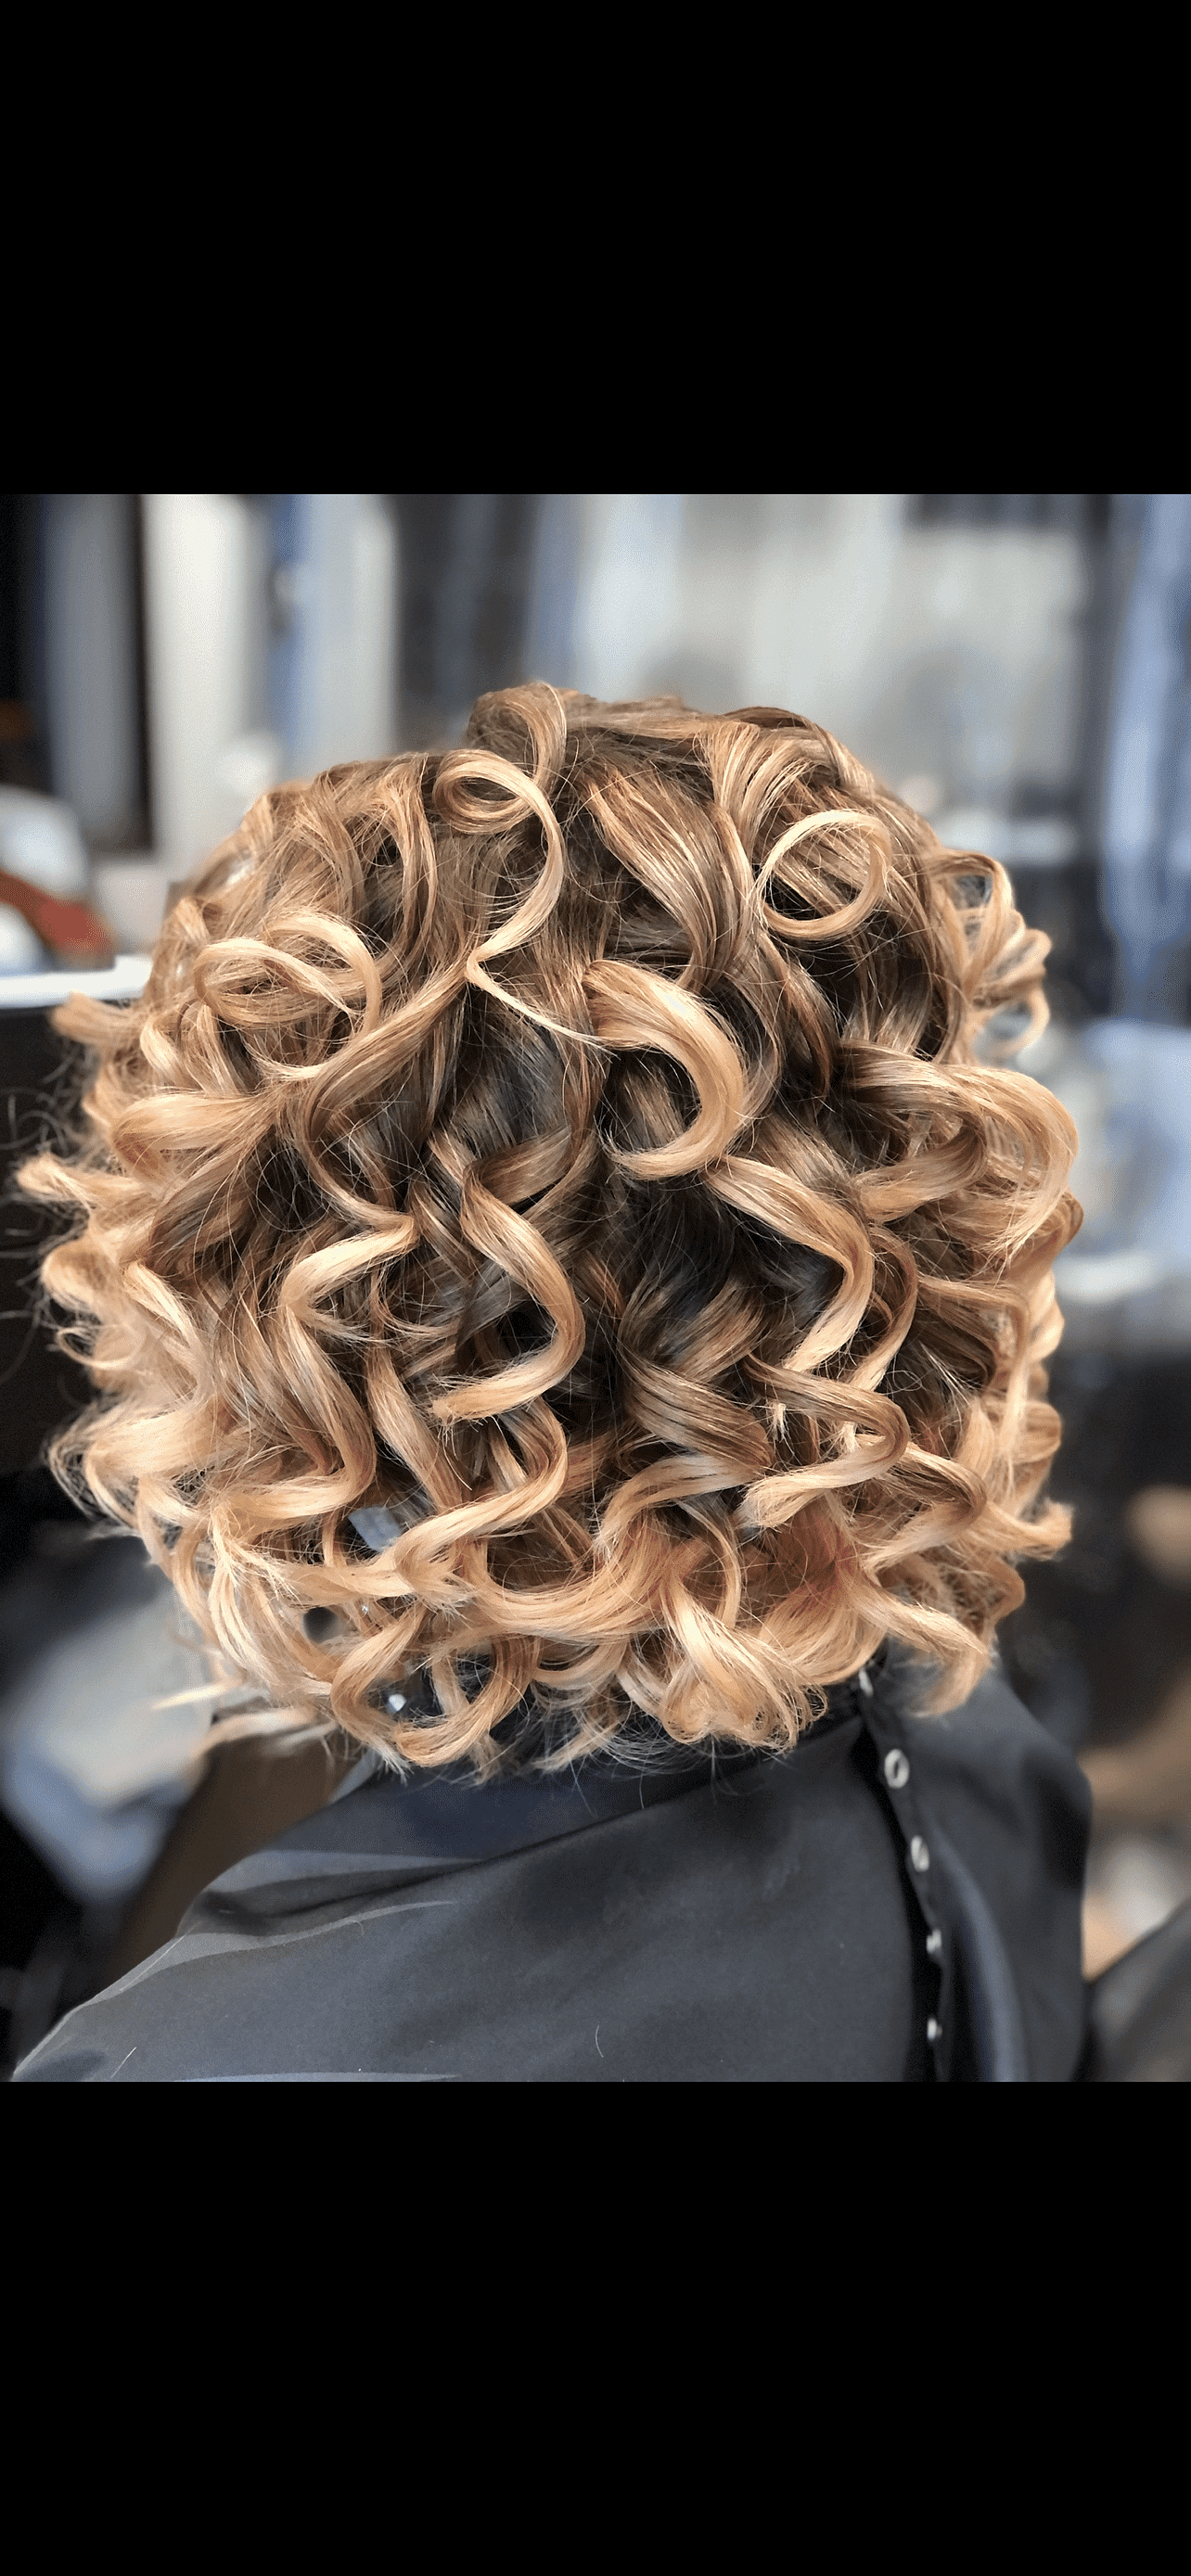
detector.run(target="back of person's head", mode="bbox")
[19,687,1080,1772]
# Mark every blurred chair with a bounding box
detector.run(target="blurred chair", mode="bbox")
[1082,1899,1191,2079]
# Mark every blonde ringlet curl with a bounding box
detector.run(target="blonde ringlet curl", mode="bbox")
[18,684,1081,1774]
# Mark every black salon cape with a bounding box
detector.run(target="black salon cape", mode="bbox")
[12,1654,1092,2083]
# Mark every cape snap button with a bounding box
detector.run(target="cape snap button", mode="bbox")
[910,1836,930,1872]
[884,1748,910,1789]
[927,2018,942,2043]
[926,1928,942,1957]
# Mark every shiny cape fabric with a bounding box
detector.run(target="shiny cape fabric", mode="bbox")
[13,1655,1091,2083]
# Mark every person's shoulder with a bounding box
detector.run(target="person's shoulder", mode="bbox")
[885,1647,1090,1812]
[877,1649,1092,2081]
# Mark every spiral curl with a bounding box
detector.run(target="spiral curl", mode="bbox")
[19,684,1080,1771]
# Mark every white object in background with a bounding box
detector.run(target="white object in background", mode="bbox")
[934,805,1010,861]
[0,1549,222,1903]
[0,903,46,974]
[214,730,286,813]
[555,499,1087,830]
[1085,1833,1191,1949]
[1022,1017,1191,1347]
[897,772,944,819]
[0,954,151,1011]
[142,493,271,872]
[1066,1020,1191,1278]
[0,785,90,897]
[570,495,686,703]
[1056,1248,1168,1305]
[88,856,175,951]
[934,808,1080,868]
[283,495,399,775]
[1,1753,184,1906]
[1007,817,1079,867]
[144,496,399,876]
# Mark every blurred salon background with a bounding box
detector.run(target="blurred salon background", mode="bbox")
[4,491,1190,2069]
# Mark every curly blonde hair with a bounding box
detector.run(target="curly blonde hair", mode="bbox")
[19,686,1080,1772]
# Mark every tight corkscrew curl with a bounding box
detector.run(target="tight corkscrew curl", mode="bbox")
[19,686,1081,1772]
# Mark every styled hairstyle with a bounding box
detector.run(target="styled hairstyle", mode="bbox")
[19,687,1080,1773]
